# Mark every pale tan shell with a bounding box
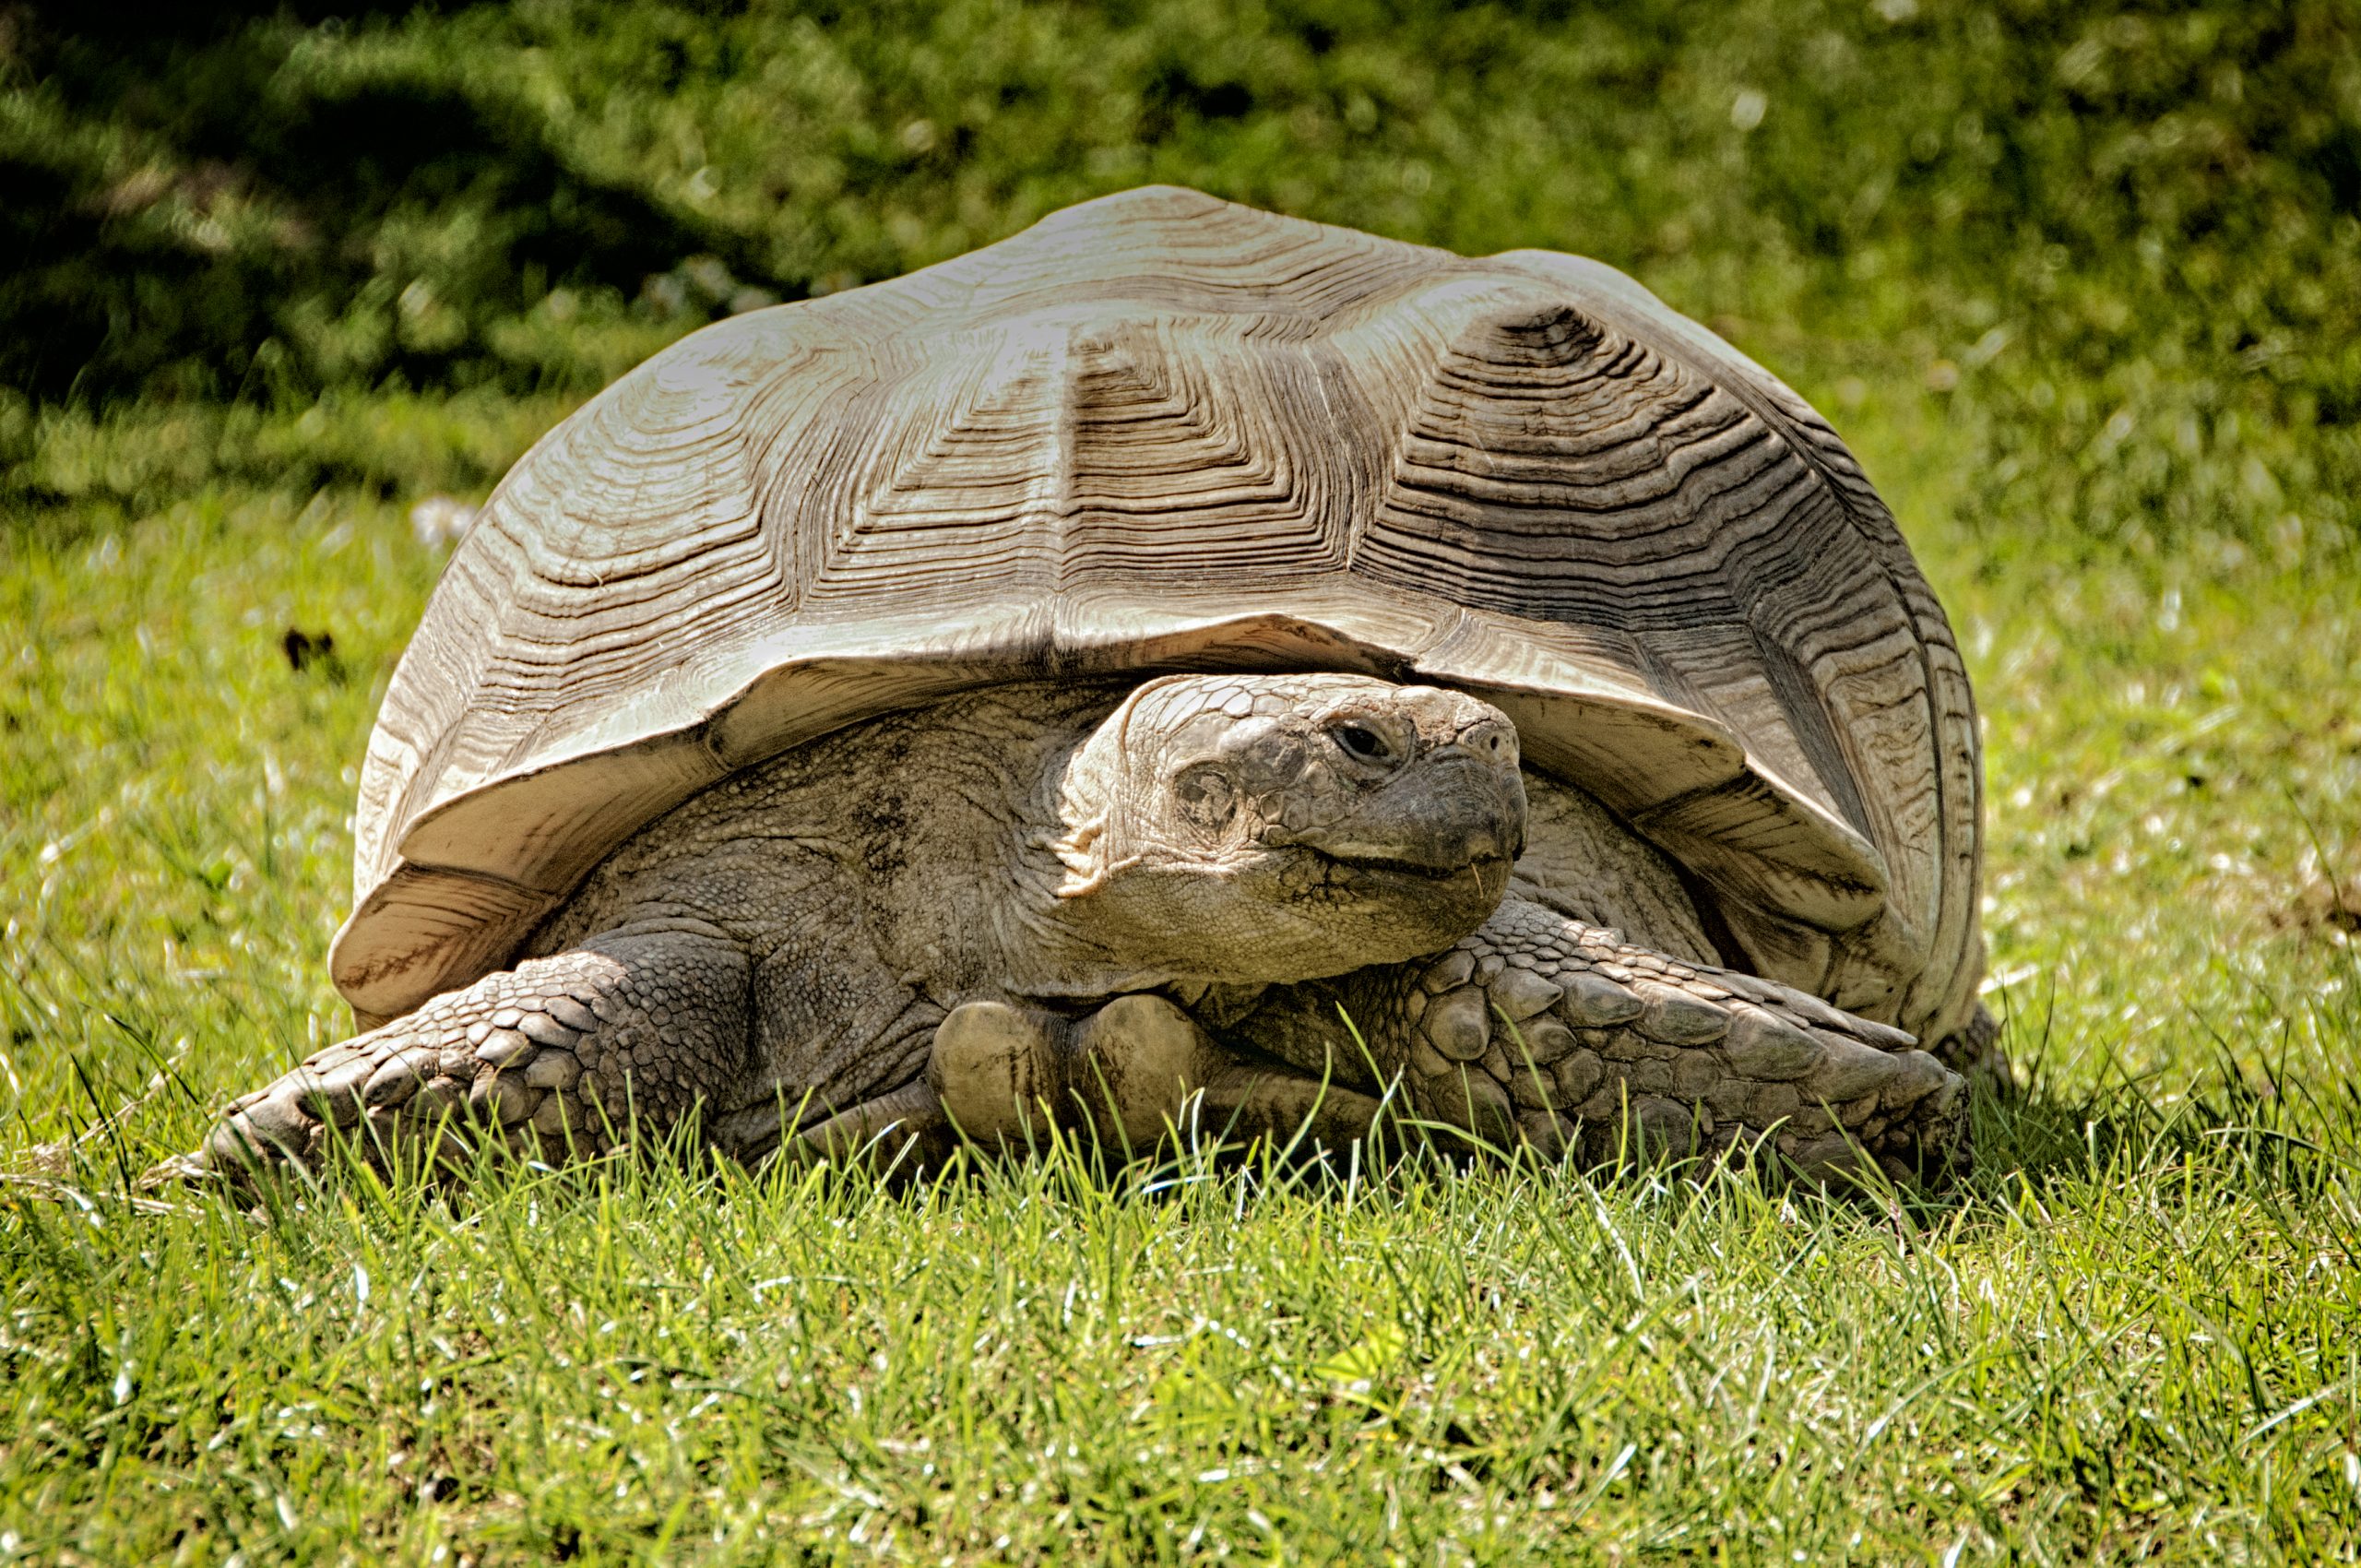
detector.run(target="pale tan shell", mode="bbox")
[336,186,1981,1040]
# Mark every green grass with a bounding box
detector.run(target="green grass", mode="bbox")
[7,1,2361,1562]
[6,375,2359,1568]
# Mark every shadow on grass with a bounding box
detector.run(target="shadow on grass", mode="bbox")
[4,0,780,406]
[1973,1052,2361,1219]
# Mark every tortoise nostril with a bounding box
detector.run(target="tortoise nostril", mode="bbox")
[1457,722,1512,760]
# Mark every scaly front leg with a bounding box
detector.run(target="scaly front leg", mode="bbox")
[1233,897,1969,1185]
[184,930,755,1179]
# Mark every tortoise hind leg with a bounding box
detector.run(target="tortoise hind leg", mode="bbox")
[790,994,1386,1170]
[1066,995,1386,1158]
[1930,1002,2011,1093]
[185,930,754,1180]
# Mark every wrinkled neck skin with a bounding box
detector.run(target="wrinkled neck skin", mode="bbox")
[986,673,1527,1004]
[989,809,1196,1004]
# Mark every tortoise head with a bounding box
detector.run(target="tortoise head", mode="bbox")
[1050,673,1525,983]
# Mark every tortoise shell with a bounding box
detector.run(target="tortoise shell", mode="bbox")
[336,186,1981,1040]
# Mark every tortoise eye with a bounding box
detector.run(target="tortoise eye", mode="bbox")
[1335,722,1391,762]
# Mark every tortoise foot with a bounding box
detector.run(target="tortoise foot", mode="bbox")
[889,994,1381,1165]
[1401,899,1969,1183]
[183,933,753,1182]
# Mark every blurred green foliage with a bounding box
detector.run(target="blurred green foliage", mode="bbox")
[2,0,2355,554]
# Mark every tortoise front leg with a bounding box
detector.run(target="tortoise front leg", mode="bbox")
[1234,897,1970,1185]
[185,931,755,1179]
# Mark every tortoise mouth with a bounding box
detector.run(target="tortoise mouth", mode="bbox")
[1308,847,1513,885]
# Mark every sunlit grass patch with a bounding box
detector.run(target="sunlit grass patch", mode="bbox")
[4,445,2358,1558]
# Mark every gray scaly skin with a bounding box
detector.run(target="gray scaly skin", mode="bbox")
[183,672,1966,1185]
[1228,901,1966,1182]
[207,935,749,1170]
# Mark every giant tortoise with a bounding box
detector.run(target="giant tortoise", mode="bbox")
[188,186,1992,1184]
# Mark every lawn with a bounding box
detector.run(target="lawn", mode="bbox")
[5,3,2360,1562]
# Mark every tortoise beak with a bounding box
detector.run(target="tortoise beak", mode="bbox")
[1283,743,1529,876]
